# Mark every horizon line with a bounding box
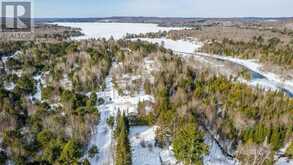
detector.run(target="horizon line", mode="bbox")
[32,16,293,19]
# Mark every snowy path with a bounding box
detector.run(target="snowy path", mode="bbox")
[89,77,115,165]
[88,71,155,164]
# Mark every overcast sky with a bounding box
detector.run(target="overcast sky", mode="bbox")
[34,0,293,18]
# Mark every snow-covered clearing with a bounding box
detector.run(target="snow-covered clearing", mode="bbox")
[129,126,179,165]
[88,63,155,165]
[55,22,186,40]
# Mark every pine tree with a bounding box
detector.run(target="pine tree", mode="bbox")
[115,113,132,165]
[173,122,208,165]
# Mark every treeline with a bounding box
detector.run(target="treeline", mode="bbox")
[202,36,293,69]
[114,113,132,165]
[125,31,168,39]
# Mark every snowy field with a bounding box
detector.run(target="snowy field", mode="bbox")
[55,22,186,40]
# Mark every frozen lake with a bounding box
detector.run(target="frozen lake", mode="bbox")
[55,22,185,40]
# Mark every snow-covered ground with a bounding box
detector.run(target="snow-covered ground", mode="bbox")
[32,74,42,101]
[3,82,15,91]
[60,74,73,90]
[275,143,293,165]
[54,22,186,40]
[88,64,155,165]
[1,51,22,76]
[275,157,293,165]
[129,126,179,165]
[28,74,43,102]
[1,51,20,64]
[203,135,239,165]
[136,38,202,53]
[88,76,115,165]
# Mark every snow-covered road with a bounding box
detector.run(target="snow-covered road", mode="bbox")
[88,66,155,165]
[89,77,115,165]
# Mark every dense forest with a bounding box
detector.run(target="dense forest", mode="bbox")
[0,41,109,164]
[0,39,168,164]
[201,36,293,69]
[114,43,293,164]
[149,53,293,164]
[0,38,292,165]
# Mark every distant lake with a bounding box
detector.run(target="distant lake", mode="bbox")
[54,22,185,40]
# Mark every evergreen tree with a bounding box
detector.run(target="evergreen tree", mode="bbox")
[115,114,132,165]
[59,140,81,164]
[173,122,208,165]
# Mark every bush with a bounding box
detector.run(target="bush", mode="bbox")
[59,140,81,164]
[37,129,54,147]
[41,86,54,100]
[41,139,63,163]
[0,151,7,165]
[82,159,91,165]
[15,75,35,94]
[87,93,97,107]
[88,145,99,158]
[107,116,114,128]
